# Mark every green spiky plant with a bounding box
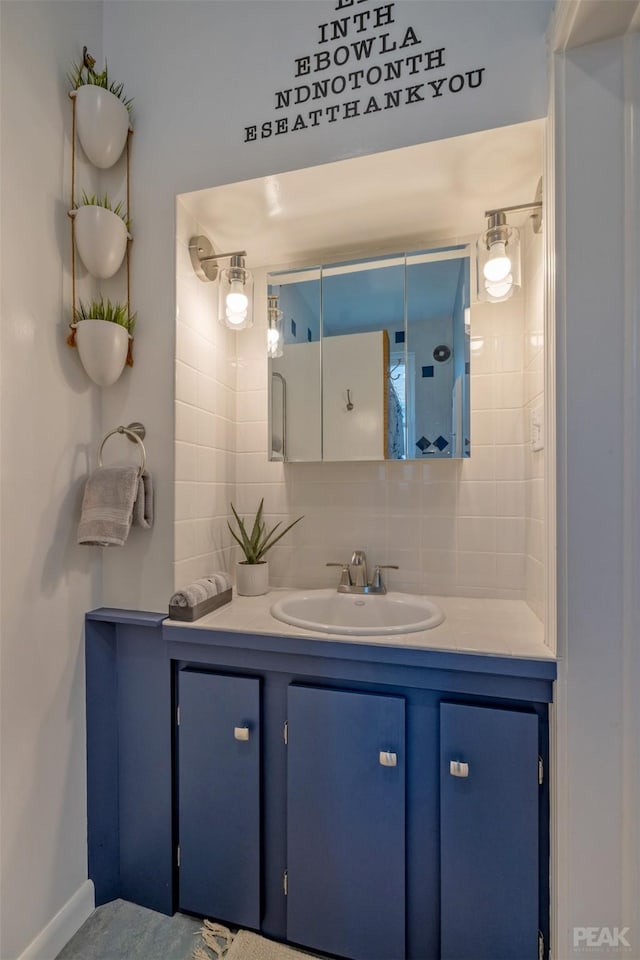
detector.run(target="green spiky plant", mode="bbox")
[76,296,136,335]
[77,191,131,231]
[69,57,133,113]
[228,499,303,564]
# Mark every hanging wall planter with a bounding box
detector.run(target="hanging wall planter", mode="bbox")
[71,85,130,168]
[70,299,135,387]
[70,198,130,279]
[76,318,130,386]
[68,52,133,169]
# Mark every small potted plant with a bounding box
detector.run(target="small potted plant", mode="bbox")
[228,499,303,596]
[70,191,131,279]
[69,49,133,169]
[71,296,135,386]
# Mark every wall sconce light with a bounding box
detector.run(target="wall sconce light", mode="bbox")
[476,178,542,303]
[267,294,284,358]
[189,234,254,330]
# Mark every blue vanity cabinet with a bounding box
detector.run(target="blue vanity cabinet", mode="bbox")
[177,669,261,928]
[86,611,556,960]
[440,703,540,960]
[286,685,406,960]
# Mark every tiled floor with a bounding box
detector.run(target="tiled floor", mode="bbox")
[55,899,205,960]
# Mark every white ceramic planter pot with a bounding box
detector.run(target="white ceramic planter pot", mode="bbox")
[75,318,129,386]
[73,85,130,169]
[73,206,128,279]
[235,560,269,597]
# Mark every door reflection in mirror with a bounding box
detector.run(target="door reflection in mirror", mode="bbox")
[268,246,470,462]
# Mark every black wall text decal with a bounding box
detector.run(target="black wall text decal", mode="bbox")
[243,0,485,143]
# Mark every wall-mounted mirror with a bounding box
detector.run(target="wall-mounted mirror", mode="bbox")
[268,246,470,462]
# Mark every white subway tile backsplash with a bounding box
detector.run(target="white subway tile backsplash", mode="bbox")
[470,410,496,446]
[176,361,198,406]
[175,441,198,481]
[499,335,524,373]
[460,445,496,481]
[495,481,526,517]
[496,517,526,554]
[386,478,423,515]
[457,517,496,553]
[237,389,268,423]
[469,336,500,374]
[494,444,526,480]
[421,515,456,551]
[496,553,526,590]
[175,482,199,521]
[456,551,497,589]
[422,482,457,517]
[470,374,498,411]
[175,401,199,444]
[527,517,545,564]
[457,481,497,517]
[494,409,525,445]
[236,420,268,453]
[496,371,524,409]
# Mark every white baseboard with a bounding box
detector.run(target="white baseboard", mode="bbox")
[17,880,95,960]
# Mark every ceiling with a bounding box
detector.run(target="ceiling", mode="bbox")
[179,118,545,270]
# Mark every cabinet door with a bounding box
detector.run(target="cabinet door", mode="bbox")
[287,685,405,960]
[440,702,539,960]
[178,670,260,927]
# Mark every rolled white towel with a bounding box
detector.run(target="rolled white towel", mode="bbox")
[170,572,232,608]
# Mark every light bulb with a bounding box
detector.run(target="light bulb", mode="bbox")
[226,278,248,314]
[483,241,511,283]
[484,275,514,301]
[267,327,280,349]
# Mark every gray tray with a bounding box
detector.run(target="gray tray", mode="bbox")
[169,587,232,622]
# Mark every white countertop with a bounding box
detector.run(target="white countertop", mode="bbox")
[166,589,554,661]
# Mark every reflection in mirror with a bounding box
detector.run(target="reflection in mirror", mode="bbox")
[268,246,470,462]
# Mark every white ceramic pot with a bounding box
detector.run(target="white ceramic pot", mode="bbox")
[235,560,269,597]
[74,85,130,169]
[75,318,129,386]
[73,206,129,279]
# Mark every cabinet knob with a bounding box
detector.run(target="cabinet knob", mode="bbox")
[234,726,250,741]
[449,760,469,778]
[379,751,397,767]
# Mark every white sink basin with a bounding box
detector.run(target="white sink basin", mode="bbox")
[270,589,445,636]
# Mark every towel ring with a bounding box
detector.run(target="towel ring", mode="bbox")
[98,423,147,474]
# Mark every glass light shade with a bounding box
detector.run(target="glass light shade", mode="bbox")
[484,275,514,302]
[476,223,521,303]
[218,262,254,330]
[267,298,284,358]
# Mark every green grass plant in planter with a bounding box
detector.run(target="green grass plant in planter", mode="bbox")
[69,49,133,169]
[71,298,136,387]
[68,53,133,112]
[78,191,131,230]
[229,499,303,596]
[76,297,135,333]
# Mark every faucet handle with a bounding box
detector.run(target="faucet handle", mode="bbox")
[371,564,399,591]
[326,563,353,587]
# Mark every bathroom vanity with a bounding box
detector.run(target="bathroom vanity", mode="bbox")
[85,596,555,960]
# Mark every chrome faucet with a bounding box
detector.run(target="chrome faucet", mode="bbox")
[350,550,368,587]
[326,551,398,594]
